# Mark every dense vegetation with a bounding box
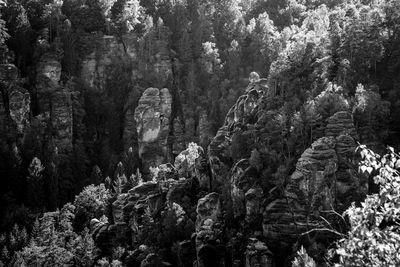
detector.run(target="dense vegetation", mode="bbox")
[1,0,400,266]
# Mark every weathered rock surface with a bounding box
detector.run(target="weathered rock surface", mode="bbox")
[195,192,225,267]
[245,238,274,267]
[262,130,363,257]
[171,117,186,156]
[95,79,367,266]
[152,39,172,88]
[81,34,137,91]
[208,82,266,191]
[0,63,18,81]
[51,90,73,152]
[36,54,73,152]
[263,137,338,247]
[0,62,30,135]
[37,55,62,86]
[207,80,365,264]
[198,110,213,147]
[9,87,30,134]
[91,218,131,256]
[135,88,172,176]
[123,89,140,151]
[325,111,357,138]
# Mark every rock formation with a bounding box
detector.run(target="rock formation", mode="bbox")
[36,53,72,152]
[0,59,31,136]
[245,238,274,267]
[195,192,225,267]
[135,87,172,176]
[206,80,365,264]
[208,81,266,191]
[9,87,30,134]
[123,89,140,151]
[81,34,137,91]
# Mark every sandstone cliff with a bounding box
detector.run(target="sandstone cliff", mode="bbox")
[134,87,172,176]
[89,79,368,266]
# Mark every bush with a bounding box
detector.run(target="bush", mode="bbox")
[335,145,400,266]
[13,203,95,266]
[73,184,111,231]
[292,246,317,267]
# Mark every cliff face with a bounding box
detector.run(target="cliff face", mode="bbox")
[81,34,138,91]
[206,81,365,264]
[0,63,30,136]
[36,53,73,153]
[88,80,367,266]
[134,87,172,176]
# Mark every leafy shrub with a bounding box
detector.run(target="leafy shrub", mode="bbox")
[314,83,349,119]
[292,246,317,267]
[335,145,400,266]
[12,203,95,266]
[73,184,111,231]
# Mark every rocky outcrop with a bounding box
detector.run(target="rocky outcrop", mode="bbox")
[102,172,199,265]
[123,89,140,151]
[0,63,23,135]
[37,55,62,87]
[81,34,137,91]
[91,218,131,256]
[206,79,365,264]
[172,117,186,156]
[0,60,30,136]
[245,238,274,267]
[208,81,267,191]
[9,87,30,134]
[135,88,172,176]
[0,63,18,81]
[152,39,172,88]
[174,143,209,189]
[325,111,357,138]
[95,79,366,266]
[36,53,72,152]
[263,137,338,247]
[195,192,225,267]
[263,127,362,256]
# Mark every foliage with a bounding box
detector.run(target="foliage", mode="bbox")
[314,82,349,119]
[73,184,111,231]
[292,246,317,267]
[0,224,28,265]
[335,145,400,266]
[26,157,45,209]
[174,142,204,178]
[13,203,95,266]
[110,0,143,36]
